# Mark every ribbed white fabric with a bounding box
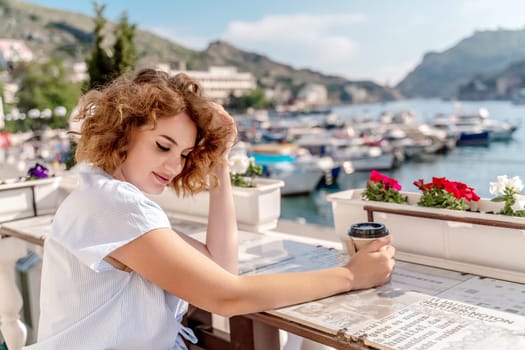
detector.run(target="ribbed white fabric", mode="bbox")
[24,164,197,350]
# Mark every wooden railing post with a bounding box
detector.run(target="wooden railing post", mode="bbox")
[363,205,525,230]
[229,315,280,350]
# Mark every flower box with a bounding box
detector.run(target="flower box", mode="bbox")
[327,189,525,283]
[147,178,284,232]
[0,177,66,223]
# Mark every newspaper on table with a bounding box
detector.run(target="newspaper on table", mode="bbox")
[355,297,525,350]
[187,227,348,274]
[179,219,525,349]
[233,230,525,350]
[272,262,473,337]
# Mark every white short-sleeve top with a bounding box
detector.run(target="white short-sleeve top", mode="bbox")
[24,164,197,350]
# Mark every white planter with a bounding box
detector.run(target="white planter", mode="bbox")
[0,177,65,223]
[327,189,525,283]
[147,179,284,232]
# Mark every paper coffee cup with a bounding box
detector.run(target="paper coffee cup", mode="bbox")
[346,222,389,255]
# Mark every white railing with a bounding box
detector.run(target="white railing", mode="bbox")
[0,177,65,349]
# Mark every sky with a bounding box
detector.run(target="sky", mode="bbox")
[25,0,525,86]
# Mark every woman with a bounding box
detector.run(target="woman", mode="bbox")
[26,69,395,349]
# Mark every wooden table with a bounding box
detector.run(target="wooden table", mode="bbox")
[3,215,525,350]
[185,226,525,350]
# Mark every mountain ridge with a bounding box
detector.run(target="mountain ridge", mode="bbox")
[0,0,402,104]
[9,1,524,103]
[397,28,525,98]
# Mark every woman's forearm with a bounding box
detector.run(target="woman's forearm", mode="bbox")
[211,267,353,317]
[206,162,239,273]
[112,225,394,319]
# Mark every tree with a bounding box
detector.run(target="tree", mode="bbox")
[0,0,11,14]
[68,3,137,167]
[85,2,114,90]
[85,3,137,90]
[113,11,137,77]
[15,58,81,130]
[226,88,273,112]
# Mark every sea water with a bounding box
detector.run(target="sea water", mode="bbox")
[281,98,525,227]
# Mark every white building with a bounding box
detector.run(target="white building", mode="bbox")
[0,39,33,67]
[297,83,328,106]
[157,64,256,103]
[70,61,89,83]
[2,83,18,104]
[344,84,369,104]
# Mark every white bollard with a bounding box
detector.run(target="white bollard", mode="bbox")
[0,237,28,350]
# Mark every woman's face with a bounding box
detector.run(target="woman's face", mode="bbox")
[114,112,197,194]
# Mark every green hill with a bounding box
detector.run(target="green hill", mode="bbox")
[0,0,401,104]
[0,0,204,67]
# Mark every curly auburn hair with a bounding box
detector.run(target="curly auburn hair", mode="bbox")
[72,68,232,196]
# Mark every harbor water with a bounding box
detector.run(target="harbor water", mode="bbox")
[281,98,525,227]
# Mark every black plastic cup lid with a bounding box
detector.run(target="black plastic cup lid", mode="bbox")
[348,222,389,238]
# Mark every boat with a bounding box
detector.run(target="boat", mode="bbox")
[431,108,518,146]
[456,130,490,146]
[249,143,337,195]
[295,135,401,173]
[382,124,457,160]
[432,113,489,146]
[483,118,518,141]
[339,145,400,172]
[379,110,457,157]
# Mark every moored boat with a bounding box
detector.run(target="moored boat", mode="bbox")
[249,143,337,195]
[431,108,518,146]
[296,135,401,173]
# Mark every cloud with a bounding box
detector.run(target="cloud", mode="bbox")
[146,12,414,84]
[145,25,209,50]
[457,0,525,28]
[226,13,366,42]
[221,13,366,77]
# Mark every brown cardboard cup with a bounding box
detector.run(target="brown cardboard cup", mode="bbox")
[346,222,389,255]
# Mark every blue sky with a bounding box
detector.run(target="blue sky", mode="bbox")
[27,0,525,85]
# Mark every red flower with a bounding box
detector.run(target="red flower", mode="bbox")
[364,170,406,204]
[413,178,425,190]
[413,176,480,210]
[370,170,402,191]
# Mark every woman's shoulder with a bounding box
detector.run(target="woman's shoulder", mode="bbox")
[64,164,160,215]
[52,165,170,250]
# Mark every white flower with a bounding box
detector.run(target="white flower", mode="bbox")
[228,153,250,174]
[489,175,508,196]
[489,175,524,196]
[507,176,524,193]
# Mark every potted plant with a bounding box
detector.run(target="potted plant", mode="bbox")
[0,163,66,222]
[147,145,284,232]
[362,170,407,204]
[489,175,525,217]
[327,170,525,283]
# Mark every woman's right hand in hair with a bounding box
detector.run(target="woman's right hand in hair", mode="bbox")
[345,236,395,290]
[209,102,238,157]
